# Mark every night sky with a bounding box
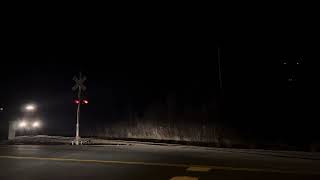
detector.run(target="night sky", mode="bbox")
[0,20,318,145]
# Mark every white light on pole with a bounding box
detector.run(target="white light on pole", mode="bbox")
[18,121,28,128]
[32,121,40,128]
[25,104,36,112]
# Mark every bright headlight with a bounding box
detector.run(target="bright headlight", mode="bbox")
[19,121,27,128]
[32,121,40,128]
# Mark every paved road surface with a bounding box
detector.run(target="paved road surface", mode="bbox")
[0,144,320,180]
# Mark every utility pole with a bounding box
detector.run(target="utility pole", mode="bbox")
[216,47,223,142]
[218,47,223,90]
[72,72,87,145]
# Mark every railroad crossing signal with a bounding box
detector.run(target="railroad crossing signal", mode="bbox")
[74,99,89,104]
[73,73,87,91]
[72,72,87,145]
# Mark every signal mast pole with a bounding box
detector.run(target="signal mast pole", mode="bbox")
[72,72,87,145]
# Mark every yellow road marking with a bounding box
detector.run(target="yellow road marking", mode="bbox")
[170,176,198,180]
[186,166,211,172]
[0,155,318,175]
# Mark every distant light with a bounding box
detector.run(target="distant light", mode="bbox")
[74,100,80,104]
[296,62,300,65]
[0,107,3,111]
[32,121,40,128]
[288,78,295,82]
[25,104,36,111]
[83,100,88,104]
[283,62,287,65]
[19,121,27,128]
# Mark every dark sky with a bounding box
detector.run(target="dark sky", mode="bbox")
[0,18,318,142]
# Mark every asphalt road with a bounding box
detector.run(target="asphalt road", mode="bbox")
[0,144,320,180]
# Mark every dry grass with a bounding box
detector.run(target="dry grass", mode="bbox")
[102,120,244,147]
